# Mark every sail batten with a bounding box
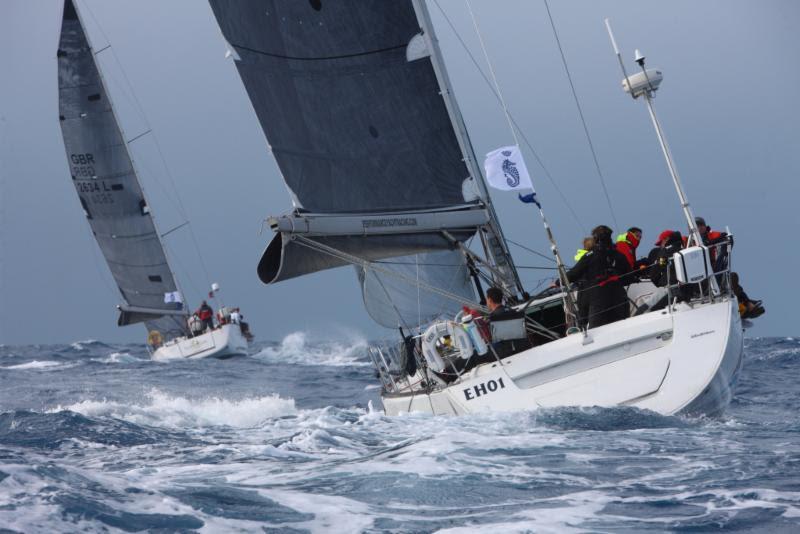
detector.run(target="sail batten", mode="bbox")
[57,0,187,340]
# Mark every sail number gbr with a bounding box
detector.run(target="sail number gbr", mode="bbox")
[463,377,506,401]
[71,153,96,178]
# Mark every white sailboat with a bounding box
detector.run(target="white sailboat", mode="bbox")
[56,0,250,360]
[208,2,742,415]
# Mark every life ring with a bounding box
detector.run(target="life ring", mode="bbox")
[147,330,163,348]
[421,321,475,373]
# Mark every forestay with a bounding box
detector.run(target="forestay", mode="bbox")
[209,0,502,326]
[57,0,187,340]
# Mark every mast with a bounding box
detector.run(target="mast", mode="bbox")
[411,0,524,297]
[71,0,187,311]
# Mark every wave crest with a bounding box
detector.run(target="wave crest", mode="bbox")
[1,360,62,370]
[50,389,297,429]
[254,332,369,367]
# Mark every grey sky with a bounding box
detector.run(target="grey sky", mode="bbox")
[0,0,797,345]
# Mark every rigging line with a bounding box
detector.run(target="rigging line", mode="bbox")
[79,0,213,290]
[133,155,188,222]
[543,0,618,227]
[416,254,421,331]
[369,266,414,332]
[374,260,556,270]
[506,238,557,263]
[516,265,558,271]
[292,236,487,312]
[464,0,518,147]
[126,129,152,144]
[160,221,190,239]
[431,0,586,234]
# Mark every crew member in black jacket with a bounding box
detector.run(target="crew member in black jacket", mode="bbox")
[567,225,630,328]
[646,230,684,288]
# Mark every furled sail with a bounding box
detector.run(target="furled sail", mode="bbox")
[57,0,188,340]
[208,0,511,326]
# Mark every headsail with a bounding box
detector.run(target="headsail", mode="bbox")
[57,0,188,340]
[359,250,474,329]
[208,0,517,326]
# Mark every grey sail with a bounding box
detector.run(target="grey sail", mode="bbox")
[208,0,507,326]
[358,250,475,329]
[57,0,188,341]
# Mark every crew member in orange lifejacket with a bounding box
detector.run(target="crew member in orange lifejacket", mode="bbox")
[196,300,214,332]
[695,216,728,267]
[567,225,629,328]
[615,227,642,272]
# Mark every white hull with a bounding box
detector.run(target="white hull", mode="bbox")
[151,323,248,361]
[381,298,743,417]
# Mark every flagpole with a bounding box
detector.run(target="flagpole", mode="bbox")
[484,145,580,330]
[523,194,580,330]
[467,0,580,329]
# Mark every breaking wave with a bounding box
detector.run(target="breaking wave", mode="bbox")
[49,389,297,429]
[1,360,62,370]
[254,331,369,367]
[90,352,141,364]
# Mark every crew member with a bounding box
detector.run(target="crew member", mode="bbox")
[574,237,594,262]
[567,225,629,328]
[646,230,684,287]
[695,216,729,268]
[483,287,529,359]
[573,237,594,328]
[730,272,765,319]
[196,300,214,332]
[615,227,643,272]
[485,286,509,318]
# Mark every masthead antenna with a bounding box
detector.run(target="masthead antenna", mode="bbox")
[603,17,715,295]
[604,18,635,100]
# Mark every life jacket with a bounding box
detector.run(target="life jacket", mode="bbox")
[700,230,725,261]
[592,247,623,287]
[198,306,212,321]
[574,248,589,262]
[597,274,620,287]
[615,231,640,270]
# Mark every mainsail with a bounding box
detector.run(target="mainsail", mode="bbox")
[209,0,519,327]
[57,0,188,340]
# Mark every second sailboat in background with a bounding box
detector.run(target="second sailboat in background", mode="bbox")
[56,0,250,360]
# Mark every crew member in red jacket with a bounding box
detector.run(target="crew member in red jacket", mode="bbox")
[695,217,728,265]
[196,300,214,332]
[615,227,642,272]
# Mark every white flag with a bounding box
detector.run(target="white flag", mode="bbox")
[484,145,533,192]
[164,291,183,304]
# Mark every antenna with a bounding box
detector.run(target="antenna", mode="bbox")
[603,17,718,294]
[604,19,635,100]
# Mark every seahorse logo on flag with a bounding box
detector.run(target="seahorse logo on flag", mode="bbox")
[501,151,520,187]
[484,145,532,192]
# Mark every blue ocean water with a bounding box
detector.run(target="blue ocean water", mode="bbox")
[0,333,798,532]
